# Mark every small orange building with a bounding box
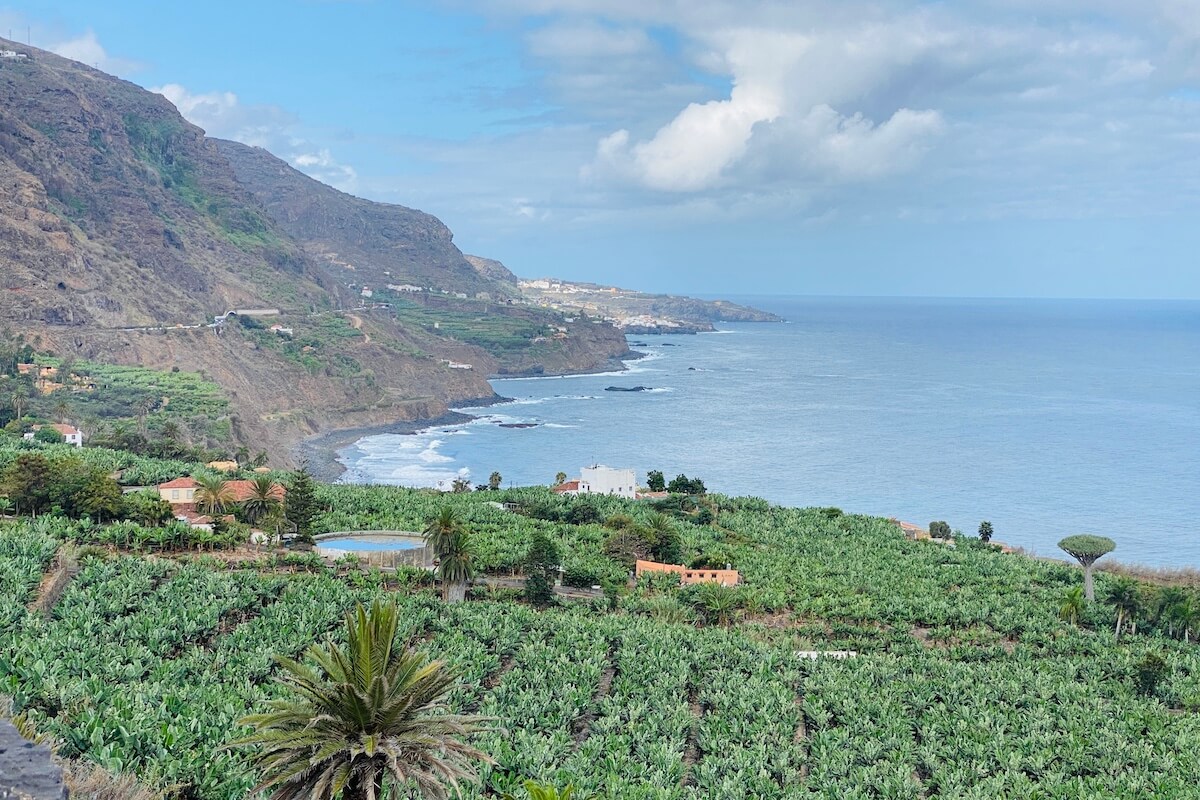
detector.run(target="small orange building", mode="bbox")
[635,559,740,587]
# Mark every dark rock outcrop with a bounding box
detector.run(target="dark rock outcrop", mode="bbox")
[0,720,66,800]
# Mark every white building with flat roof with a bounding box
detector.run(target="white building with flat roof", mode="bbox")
[579,465,637,498]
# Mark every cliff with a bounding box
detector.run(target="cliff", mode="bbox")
[0,39,628,465]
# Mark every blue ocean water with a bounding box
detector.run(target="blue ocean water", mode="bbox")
[340,297,1200,567]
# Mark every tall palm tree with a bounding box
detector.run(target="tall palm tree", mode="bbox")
[1169,596,1199,643]
[424,506,475,603]
[437,529,475,604]
[1059,586,1085,625]
[242,476,283,525]
[1157,588,1187,637]
[195,474,233,516]
[233,601,493,800]
[1106,577,1142,638]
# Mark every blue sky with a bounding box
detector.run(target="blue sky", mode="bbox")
[5,1,1200,298]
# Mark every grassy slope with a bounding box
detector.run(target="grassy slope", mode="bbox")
[0,486,1198,798]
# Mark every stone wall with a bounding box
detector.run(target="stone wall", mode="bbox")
[0,720,66,800]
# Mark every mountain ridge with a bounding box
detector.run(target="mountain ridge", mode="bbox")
[0,38,628,464]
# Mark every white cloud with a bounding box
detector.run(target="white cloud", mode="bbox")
[50,29,142,75]
[586,20,949,192]
[292,148,358,187]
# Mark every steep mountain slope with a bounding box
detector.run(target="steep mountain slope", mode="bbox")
[0,40,629,464]
[0,39,334,329]
[464,254,520,287]
[215,139,494,295]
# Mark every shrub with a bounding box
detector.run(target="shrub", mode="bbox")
[562,563,602,588]
[1135,652,1168,697]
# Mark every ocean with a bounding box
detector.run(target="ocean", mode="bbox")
[339,297,1200,567]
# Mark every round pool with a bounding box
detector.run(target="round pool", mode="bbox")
[313,532,432,568]
[317,533,425,552]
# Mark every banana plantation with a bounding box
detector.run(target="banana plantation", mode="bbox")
[2,483,1200,799]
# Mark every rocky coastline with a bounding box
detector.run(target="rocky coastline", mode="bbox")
[297,351,641,482]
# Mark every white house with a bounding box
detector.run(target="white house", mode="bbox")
[555,465,638,499]
[0,50,28,61]
[24,424,83,447]
[388,284,423,293]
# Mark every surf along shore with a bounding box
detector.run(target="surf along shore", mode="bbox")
[297,350,645,483]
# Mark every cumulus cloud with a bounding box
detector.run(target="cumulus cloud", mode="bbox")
[584,19,952,192]
[152,84,358,191]
[50,29,142,75]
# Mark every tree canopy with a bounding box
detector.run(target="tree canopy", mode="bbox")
[1058,535,1116,565]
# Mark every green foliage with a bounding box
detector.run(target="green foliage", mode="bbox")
[388,297,550,353]
[929,520,953,538]
[524,530,560,607]
[233,601,492,800]
[284,467,317,543]
[978,520,994,542]
[4,490,1200,799]
[1060,585,1085,624]
[666,474,706,495]
[1,453,53,514]
[1135,652,1168,697]
[1058,534,1117,563]
[503,780,576,800]
[645,470,665,492]
[489,471,504,491]
[33,426,64,444]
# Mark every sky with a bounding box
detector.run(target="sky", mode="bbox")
[4,1,1200,298]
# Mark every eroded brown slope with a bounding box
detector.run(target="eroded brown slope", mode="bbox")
[215,138,494,296]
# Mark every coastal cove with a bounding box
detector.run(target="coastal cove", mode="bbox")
[338,297,1200,568]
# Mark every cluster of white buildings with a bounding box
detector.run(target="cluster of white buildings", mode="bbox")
[0,50,28,61]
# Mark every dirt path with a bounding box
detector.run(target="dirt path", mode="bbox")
[347,313,371,344]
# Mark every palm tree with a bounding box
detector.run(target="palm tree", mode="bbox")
[437,529,475,604]
[424,507,474,603]
[1157,588,1187,637]
[1059,586,1085,625]
[195,474,233,516]
[242,476,283,525]
[1169,596,1199,643]
[423,506,461,557]
[1106,577,1142,638]
[233,601,493,800]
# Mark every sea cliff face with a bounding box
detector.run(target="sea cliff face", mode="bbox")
[0,38,630,465]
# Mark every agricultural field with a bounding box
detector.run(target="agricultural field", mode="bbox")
[2,487,1200,799]
[384,296,557,353]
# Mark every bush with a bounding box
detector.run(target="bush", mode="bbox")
[562,563,602,588]
[1135,652,1168,697]
[525,572,555,607]
[33,427,65,444]
[566,501,602,526]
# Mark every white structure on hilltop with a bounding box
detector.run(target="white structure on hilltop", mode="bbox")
[555,465,637,499]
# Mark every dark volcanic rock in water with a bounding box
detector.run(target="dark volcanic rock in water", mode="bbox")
[605,385,652,392]
[498,422,538,428]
